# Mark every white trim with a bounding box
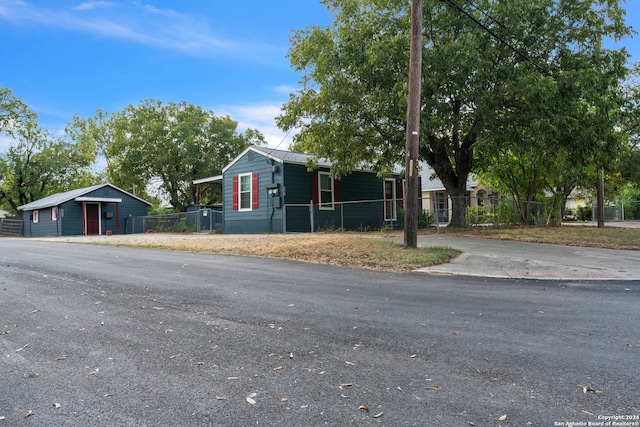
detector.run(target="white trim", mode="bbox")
[238,173,253,211]
[75,197,122,203]
[193,175,222,185]
[32,210,39,223]
[51,206,58,221]
[222,146,284,174]
[318,171,334,210]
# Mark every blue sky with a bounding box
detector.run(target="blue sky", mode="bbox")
[1,0,639,152]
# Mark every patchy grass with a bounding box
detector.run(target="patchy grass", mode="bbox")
[78,232,459,272]
[435,224,640,250]
[59,223,639,272]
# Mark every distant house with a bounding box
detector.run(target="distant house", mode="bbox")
[18,183,152,237]
[194,146,406,234]
[420,164,486,223]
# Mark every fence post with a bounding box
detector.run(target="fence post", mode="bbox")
[340,202,344,230]
[283,205,287,233]
[434,193,440,233]
[309,200,314,233]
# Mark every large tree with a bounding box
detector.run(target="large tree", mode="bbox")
[278,0,632,227]
[99,99,265,211]
[1,86,98,214]
[1,85,35,136]
[0,121,98,214]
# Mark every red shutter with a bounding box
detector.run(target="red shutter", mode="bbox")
[334,178,341,208]
[252,173,259,209]
[232,176,239,210]
[397,180,405,208]
[311,172,319,206]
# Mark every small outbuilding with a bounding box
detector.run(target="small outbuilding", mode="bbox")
[18,183,152,237]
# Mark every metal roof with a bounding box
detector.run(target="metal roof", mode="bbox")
[17,183,152,211]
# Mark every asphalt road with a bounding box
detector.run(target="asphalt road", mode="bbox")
[1,239,639,427]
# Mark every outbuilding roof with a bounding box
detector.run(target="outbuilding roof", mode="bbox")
[17,183,152,211]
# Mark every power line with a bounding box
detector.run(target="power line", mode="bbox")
[440,0,548,74]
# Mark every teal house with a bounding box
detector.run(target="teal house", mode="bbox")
[196,146,406,234]
[18,183,152,237]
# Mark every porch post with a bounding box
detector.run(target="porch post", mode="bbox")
[82,202,86,236]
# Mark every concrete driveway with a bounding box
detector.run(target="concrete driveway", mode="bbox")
[411,235,640,281]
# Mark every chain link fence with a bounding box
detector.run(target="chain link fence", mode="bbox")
[125,208,222,234]
[284,196,567,232]
[121,197,640,235]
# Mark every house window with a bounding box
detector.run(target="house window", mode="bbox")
[318,172,334,210]
[239,173,252,211]
[232,173,259,211]
[32,210,39,223]
[51,206,58,221]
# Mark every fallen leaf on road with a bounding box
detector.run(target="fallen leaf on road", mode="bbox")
[358,405,369,412]
[578,384,601,394]
[273,366,283,371]
[452,331,459,335]
[339,383,353,389]
[215,396,227,400]
[246,393,257,404]
[373,412,384,418]
[498,415,507,421]
[346,361,356,365]
[88,369,99,375]
[53,403,61,409]
[15,344,28,352]
[24,410,33,418]
[429,385,441,391]
[55,355,66,361]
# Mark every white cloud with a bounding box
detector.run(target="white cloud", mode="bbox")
[0,1,283,60]
[273,84,298,94]
[217,102,298,149]
[73,1,112,11]
[0,133,16,152]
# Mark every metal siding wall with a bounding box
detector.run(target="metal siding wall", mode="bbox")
[223,151,284,234]
[25,208,59,237]
[282,164,313,204]
[61,201,85,236]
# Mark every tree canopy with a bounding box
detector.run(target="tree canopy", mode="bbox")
[1,86,98,214]
[79,99,266,211]
[278,0,634,226]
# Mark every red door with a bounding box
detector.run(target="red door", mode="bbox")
[384,180,396,220]
[86,204,100,235]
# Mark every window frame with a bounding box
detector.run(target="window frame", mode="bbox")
[238,173,253,211]
[318,171,334,211]
[51,206,58,221]
[32,210,39,223]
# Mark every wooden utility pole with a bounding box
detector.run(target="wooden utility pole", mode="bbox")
[404,0,423,249]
